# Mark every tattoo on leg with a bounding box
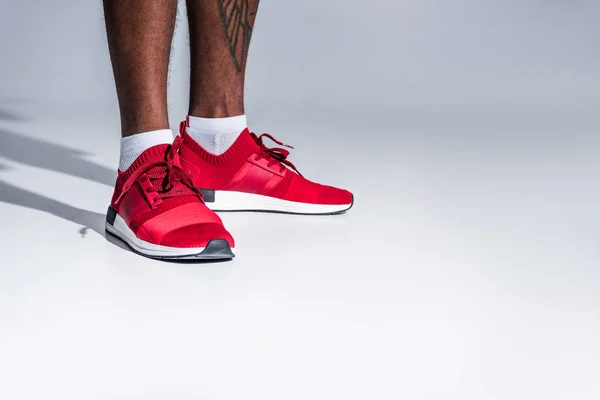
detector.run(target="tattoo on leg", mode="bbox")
[216,0,257,72]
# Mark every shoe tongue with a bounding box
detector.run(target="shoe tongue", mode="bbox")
[239,128,262,153]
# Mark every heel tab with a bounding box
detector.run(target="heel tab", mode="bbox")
[179,119,188,136]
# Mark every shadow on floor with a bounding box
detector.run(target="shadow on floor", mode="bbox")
[0,108,24,122]
[0,114,114,237]
[0,128,116,187]
[0,178,106,237]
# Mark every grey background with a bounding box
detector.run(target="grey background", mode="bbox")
[1,0,598,130]
[1,1,600,399]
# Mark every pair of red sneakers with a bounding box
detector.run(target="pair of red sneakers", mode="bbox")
[105,121,354,260]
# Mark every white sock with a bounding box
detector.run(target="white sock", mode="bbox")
[186,114,247,155]
[119,129,174,171]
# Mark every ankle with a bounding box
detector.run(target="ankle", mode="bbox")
[189,103,245,119]
[120,120,171,138]
[120,110,170,138]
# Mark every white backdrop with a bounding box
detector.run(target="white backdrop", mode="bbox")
[0,0,598,130]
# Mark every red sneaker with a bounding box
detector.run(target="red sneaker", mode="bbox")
[106,137,235,260]
[178,120,354,215]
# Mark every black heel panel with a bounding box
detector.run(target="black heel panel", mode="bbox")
[106,207,117,226]
[199,189,215,203]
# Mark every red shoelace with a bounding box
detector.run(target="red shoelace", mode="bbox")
[250,132,303,177]
[115,136,202,206]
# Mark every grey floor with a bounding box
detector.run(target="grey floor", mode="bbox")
[1,1,599,399]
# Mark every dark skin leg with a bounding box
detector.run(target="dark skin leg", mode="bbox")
[187,0,260,118]
[103,0,178,137]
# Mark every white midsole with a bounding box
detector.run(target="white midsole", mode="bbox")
[106,213,233,257]
[207,191,352,214]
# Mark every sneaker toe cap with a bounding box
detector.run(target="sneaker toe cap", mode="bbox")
[317,185,353,205]
[285,174,353,205]
[160,223,235,249]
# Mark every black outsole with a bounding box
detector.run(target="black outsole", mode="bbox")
[211,194,354,216]
[105,229,235,262]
